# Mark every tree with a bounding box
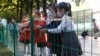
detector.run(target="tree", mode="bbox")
[0,0,55,21]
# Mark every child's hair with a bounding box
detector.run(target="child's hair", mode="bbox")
[35,11,41,17]
[21,14,29,22]
[32,8,37,13]
[8,16,15,23]
[41,11,44,15]
[57,2,72,17]
[22,14,29,18]
[48,3,57,13]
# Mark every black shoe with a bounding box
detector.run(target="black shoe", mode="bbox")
[94,37,97,39]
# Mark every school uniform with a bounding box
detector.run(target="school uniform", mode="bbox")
[45,11,62,56]
[34,20,50,56]
[34,20,47,47]
[46,11,54,25]
[48,14,83,56]
[43,20,62,56]
[19,20,30,44]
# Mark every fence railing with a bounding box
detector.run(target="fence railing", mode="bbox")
[1,9,100,56]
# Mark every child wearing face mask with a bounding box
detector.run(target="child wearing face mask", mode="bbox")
[46,4,57,25]
[42,4,63,56]
[40,2,83,56]
[57,11,62,18]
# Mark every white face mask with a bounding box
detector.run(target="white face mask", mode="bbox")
[48,10,54,17]
[48,10,53,15]
[57,12,62,17]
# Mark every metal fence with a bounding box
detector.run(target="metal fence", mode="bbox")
[0,9,100,56]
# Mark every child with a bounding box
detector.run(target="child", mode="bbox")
[40,2,83,56]
[18,14,30,56]
[92,19,99,39]
[34,11,49,56]
[43,3,62,56]
[9,18,16,39]
[81,30,89,38]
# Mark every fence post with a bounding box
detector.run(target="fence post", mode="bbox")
[30,17,34,56]
[0,24,3,42]
[13,22,16,56]
[0,25,2,41]
[4,24,8,46]
[2,25,4,43]
[2,26,5,43]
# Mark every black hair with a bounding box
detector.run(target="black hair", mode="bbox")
[35,11,41,17]
[48,3,57,13]
[57,2,72,17]
[22,14,29,18]
[7,16,15,23]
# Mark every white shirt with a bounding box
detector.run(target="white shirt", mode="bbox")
[48,14,75,33]
[46,11,54,25]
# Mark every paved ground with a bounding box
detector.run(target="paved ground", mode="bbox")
[3,36,100,56]
[80,36,100,56]
[11,36,100,56]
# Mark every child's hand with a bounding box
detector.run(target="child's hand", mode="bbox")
[40,28,48,33]
[34,25,42,29]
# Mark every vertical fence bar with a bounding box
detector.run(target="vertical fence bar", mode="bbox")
[91,9,93,56]
[0,24,3,42]
[0,29,2,42]
[30,17,34,56]
[76,11,78,37]
[2,26,4,43]
[5,24,8,46]
[83,10,86,56]
[13,22,16,56]
[0,25,2,42]
[30,0,34,55]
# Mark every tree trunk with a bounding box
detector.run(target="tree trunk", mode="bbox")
[36,0,40,10]
[17,0,19,22]
[43,0,47,16]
